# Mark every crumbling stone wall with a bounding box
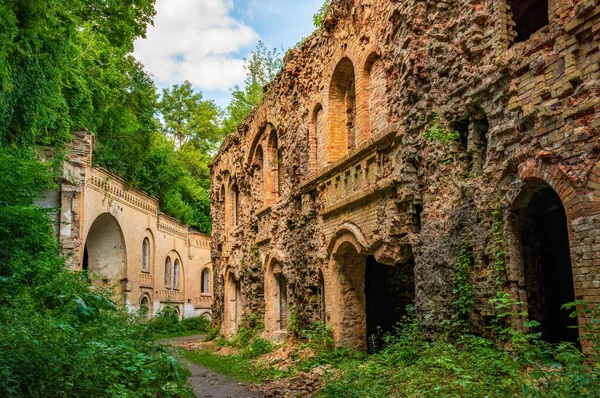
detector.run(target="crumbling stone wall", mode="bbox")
[210,0,600,349]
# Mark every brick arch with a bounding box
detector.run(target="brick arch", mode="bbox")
[309,102,325,173]
[245,124,268,167]
[264,253,289,337]
[360,51,387,137]
[505,159,583,219]
[326,222,370,256]
[266,126,280,203]
[83,212,127,283]
[500,159,591,344]
[327,57,357,163]
[139,292,153,317]
[325,223,370,350]
[223,266,242,335]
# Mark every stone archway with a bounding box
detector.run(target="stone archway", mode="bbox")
[513,181,578,344]
[329,239,367,351]
[83,213,127,286]
[223,271,242,334]
[264,258,289,340]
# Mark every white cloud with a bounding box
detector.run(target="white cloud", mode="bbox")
[134,0,259,92]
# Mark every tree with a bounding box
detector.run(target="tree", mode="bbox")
[221,41,283,135]
[158,81,221,150]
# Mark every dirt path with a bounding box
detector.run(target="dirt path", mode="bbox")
[159,335,263,398]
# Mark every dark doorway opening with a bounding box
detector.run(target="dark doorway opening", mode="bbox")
[82,245,89,271]
[518,186,578,344]
[365,255,415,352]
[508,0,549,43]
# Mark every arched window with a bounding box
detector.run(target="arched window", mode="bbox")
[253,145,264,204]
[142,238,150,271]
[365,55,386,136]
[173,259,180,289]
[328,57,356,164]
[164,257,171,286]
[231,184,239,227]
[267,128,279,202]
[201,268,210,293]
[313,104,325,170]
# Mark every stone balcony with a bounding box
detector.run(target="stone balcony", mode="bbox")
[156,289,184,303]
[140,272,153,288]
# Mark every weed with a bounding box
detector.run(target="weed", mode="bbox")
[423,113,460,144]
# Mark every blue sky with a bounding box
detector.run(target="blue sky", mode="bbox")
[134,0,320,108]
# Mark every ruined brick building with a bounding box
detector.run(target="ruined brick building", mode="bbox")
[210,0,600,350]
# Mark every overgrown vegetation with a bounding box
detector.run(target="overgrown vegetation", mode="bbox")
[147,305,211,338]
[221,41,283,136]
[185,302,600,397]
[423,113,460,144]
[0,150,192,396]
[313,0,332,28]
[0,1,207,395]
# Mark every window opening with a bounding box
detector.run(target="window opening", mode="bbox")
[164,257,171,286]
[173,259,180,289]
[508,0,549,44]
[201,268,210,293]
[142,238,150,271]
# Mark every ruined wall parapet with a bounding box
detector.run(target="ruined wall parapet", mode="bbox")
[211,0,600,345]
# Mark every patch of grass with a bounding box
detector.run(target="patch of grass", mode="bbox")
[155,329,208,340]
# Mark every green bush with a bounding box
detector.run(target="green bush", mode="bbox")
[242,338,274,359]
[301,321,335,352]
[147,306,211,337]
[181,315,211,333]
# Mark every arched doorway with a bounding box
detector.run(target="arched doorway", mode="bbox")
[224,272,242,334]
[140,294,151,318]
[83,213,127,285]
[330,241,367,351]
[516,182,578,344]
[365,252,415,352]
[265,259,290,336]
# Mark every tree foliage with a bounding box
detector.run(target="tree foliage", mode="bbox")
[313,0,332,28]
[221,41,283,135]
[159,80,221,150]
[0,1,194,395]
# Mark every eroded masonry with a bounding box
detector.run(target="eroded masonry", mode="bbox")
[210,0,600,350]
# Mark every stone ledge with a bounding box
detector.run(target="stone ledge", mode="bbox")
[300,124,400,193]
[322,176,398,217]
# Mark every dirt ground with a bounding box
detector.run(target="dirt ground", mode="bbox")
[160,335,263,398]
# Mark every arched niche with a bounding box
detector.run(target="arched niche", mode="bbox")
[201,266,211,294]
[327,57,357,164]
[510,180,578,344]
[363,53,387,136]
[264,258,289,338]
[83,213,127,285]
[309,103,325,172]
[224,271,242,334]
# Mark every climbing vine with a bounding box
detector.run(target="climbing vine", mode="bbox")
[452,245,476,327]
[492,201,507,285]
